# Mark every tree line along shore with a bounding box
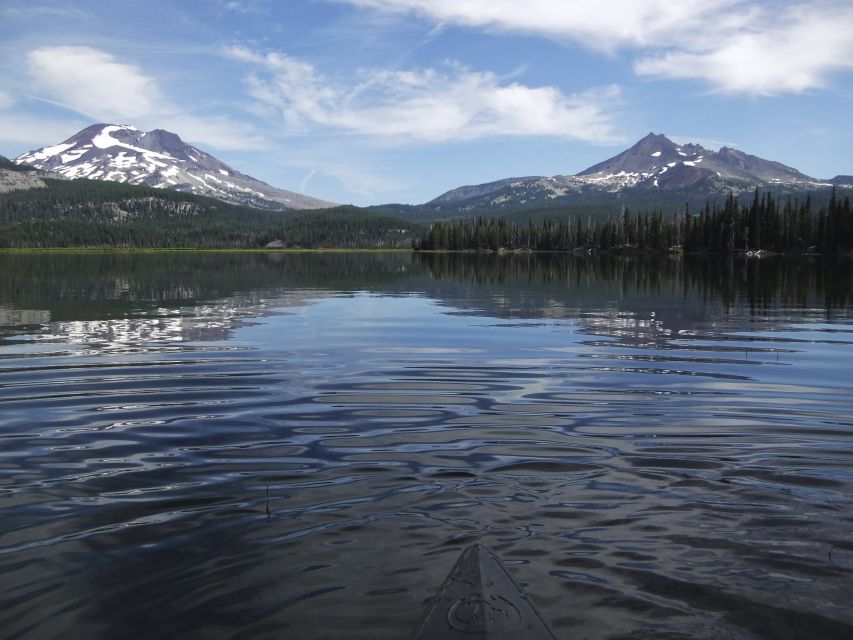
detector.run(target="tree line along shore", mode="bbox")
[414,190,853,255]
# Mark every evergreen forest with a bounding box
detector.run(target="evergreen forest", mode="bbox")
[414,190,853,254]
[2,177,852,254]
[0,179,416,248]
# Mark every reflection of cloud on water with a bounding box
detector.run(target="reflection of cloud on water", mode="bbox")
[42,315,228,346]
[8,289,332,349]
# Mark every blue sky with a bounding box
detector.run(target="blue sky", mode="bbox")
[1,1,852,205]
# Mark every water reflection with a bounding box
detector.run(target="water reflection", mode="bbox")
[0,251,851,640]
[416,252,853,320]
[2,252,851,335]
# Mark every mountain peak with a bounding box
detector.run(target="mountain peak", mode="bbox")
[574,132,819,190]
[639,132,673,144]
[627,132,680,156]
[577,132,687,184]
[15,124,335,210]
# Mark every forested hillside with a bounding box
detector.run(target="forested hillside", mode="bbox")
[4,175,850,254]
[0,179,416,248]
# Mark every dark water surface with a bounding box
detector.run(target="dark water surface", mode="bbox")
[1,252,852,639]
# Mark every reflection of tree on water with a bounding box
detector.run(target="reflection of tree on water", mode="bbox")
[0,253,850,345]
[0,252,423,347]
[685,256,853,316]
[416,253,853,319]
[0,252,423,325]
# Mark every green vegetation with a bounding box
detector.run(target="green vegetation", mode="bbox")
[415,190,853,254]
[0,179,417,248]
[684,190,852,253]
[2,175,850,254]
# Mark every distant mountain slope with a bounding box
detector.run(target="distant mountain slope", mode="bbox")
[0,154,50,193]
[429,176,543,205]
[402,133,846,222]
[15,124,336,210]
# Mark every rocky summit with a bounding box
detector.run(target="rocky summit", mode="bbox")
[15,124,335,210]
[576,133,823,191]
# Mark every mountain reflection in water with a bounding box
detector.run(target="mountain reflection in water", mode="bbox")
[0,251,851,640]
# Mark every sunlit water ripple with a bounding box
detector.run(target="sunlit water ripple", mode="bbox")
[0,252,851,639]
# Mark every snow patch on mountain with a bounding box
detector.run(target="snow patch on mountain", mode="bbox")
[26,142,76,163]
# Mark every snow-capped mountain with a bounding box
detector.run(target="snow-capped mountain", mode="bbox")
[427,133,843,215]
[15,124,335,210]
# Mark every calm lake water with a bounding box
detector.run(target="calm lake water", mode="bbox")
[1,251,852,639]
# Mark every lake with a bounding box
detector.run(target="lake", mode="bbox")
[1,251,852,639]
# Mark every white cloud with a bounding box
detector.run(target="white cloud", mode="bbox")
[226,46,623,143]
[335,0,853,96]
[24,45,267,151]
[28,46,161,122]
[634,5,853,96]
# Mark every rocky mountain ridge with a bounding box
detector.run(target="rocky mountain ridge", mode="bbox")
[424,133,846,217]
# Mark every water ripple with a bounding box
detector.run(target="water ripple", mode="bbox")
[0,253,852,639]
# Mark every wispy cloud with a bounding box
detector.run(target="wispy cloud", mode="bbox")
[225,45,623,143]
[24,45,268,150]
[299,169,319,193]
[1,5,90,20]
[333,0,745,51]
[669,135,740,151]
[334,0,853,96]
[322,163,415,199]
[221,0,267,14]
[0,113,87,148]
